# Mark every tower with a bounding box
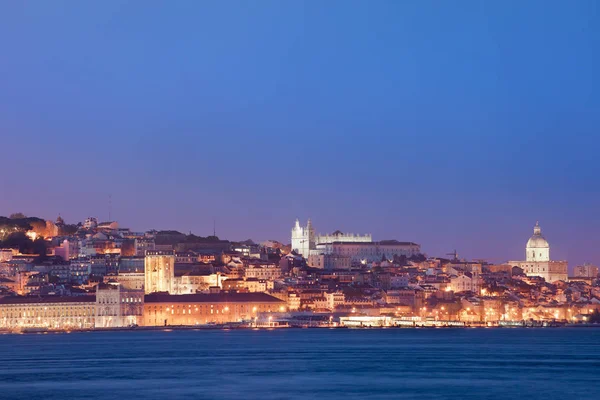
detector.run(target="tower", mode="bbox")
[291,219,314,258]
[144,250,175,294]
[306,218,315,250]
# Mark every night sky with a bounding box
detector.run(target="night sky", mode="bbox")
[1,1,599,267]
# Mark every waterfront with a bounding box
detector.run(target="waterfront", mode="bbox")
[1,329,599,399]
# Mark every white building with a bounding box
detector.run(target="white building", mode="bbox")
[509,222,568,283]
[314,241,420,264]
[172,273,226,294]
[95,282,144,328]
[291,219,420,264]
[83,217,98,230]
[449,273,477,293]
[316,230,371,245]
[291,219,315,258]
[324,291,345,310]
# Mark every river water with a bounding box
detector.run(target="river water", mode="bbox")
[0,328,599,399]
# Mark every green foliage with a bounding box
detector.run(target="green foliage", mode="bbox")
[409,253,427,263]
[0,215,46,233]
[10,213,27,219]
[59,224,79,235]
[185,234,220,242]
[0,232,47,256]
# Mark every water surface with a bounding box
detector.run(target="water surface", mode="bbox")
[1,328,598,399]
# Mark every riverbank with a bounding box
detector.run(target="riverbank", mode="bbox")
[3,322,600,334]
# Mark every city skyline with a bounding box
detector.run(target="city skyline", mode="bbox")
[0,211,593,271]
[1,1,599,267]
[2,3,599,399]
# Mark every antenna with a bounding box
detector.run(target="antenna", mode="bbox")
[213,219,216,237]
[108,194,112,221]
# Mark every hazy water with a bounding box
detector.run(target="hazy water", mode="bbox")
[1,328,599,400]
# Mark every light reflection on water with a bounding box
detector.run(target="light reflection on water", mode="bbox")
[0,328,599,400]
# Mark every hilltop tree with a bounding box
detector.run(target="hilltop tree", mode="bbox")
[0,232,47,257]
[9,212,26,219]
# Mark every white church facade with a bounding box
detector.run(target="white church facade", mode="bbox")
[291,219,420,268]
[509,222,568,283]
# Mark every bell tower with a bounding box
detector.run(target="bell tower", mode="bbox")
[291,218,314,258]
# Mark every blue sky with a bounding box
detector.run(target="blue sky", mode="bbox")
[0,1,599,266]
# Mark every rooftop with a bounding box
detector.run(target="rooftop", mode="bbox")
[144,292,284,304]
[0,296,96,305]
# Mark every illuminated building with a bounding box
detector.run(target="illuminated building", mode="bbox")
[95,282,144,328]
[244,263,282,280]
[292,219,420,264]
[144,250,175,294]
[172,272,226,294]
[292,219,370,258]
[291,219,316,258]
[0,296,96,330]
[143,292,285,326]
[324,291,345,310]
[509,222,568,283]
[222,278,273,293]
[103,272,145,290]
[0,249,14,262]
[314,241,421,264]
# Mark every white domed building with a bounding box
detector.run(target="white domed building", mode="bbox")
[526,222,550,262]
[510,222,568,283]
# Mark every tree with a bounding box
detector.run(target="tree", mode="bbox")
[0,232,47,257]
[409,253,427,263]
[59,224,78,235]
[9,213,26,219]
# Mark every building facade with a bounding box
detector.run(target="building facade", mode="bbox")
[104,272,145,290]
[134,238,155,256]
[573,264,599,278]
[509,222,568,283]
[0,296,96,330]
[314,241,421,264]
[292,219,372,257]
[95,282,144,328]
[143,292,285,326]
[291,219,315,258]
[307,253,352,270]
[222,278,274,293]
[292,219,419,264]
[144,250,175,294]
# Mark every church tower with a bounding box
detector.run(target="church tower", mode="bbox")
[291,219,314,258]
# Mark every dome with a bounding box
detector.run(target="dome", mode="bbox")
[526,222,549,249]
[527,235,549,249]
